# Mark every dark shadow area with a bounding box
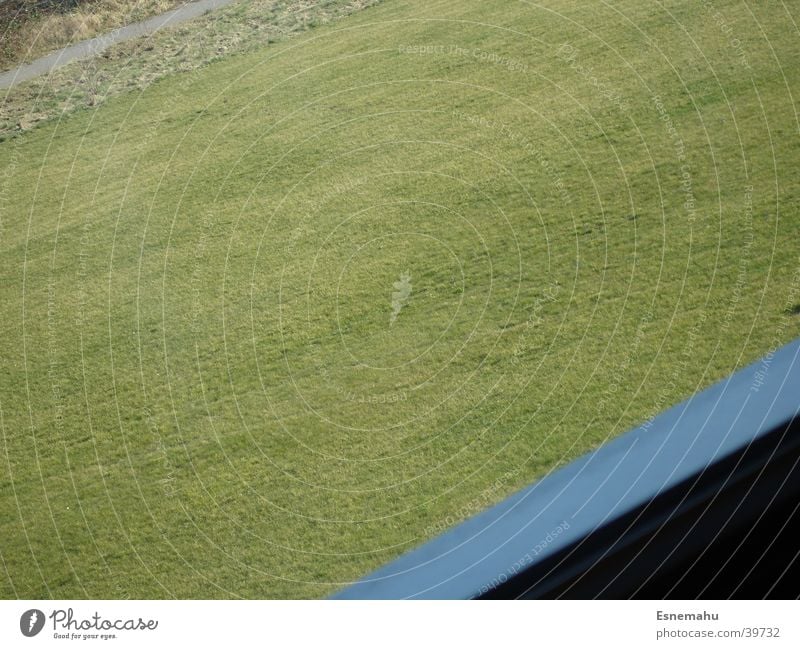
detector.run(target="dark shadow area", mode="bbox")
[637,473,800,598]
[482,414,800,599]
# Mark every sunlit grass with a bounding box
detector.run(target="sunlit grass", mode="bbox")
[0,0,798,598]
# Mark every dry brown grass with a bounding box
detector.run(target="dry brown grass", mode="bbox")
[0,0,384,137]
[1,0,182,70]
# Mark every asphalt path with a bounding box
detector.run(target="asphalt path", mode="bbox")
[0,0,239,89]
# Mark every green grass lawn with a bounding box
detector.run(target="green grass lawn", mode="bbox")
[1,0,799,598]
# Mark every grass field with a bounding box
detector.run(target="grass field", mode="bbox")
[1,0,799,599]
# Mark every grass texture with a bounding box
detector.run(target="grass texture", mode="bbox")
[0,0,799,598]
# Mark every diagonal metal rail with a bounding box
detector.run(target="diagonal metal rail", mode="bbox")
[333,337,800,599]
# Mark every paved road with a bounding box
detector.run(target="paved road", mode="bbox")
[0,0,239,89]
